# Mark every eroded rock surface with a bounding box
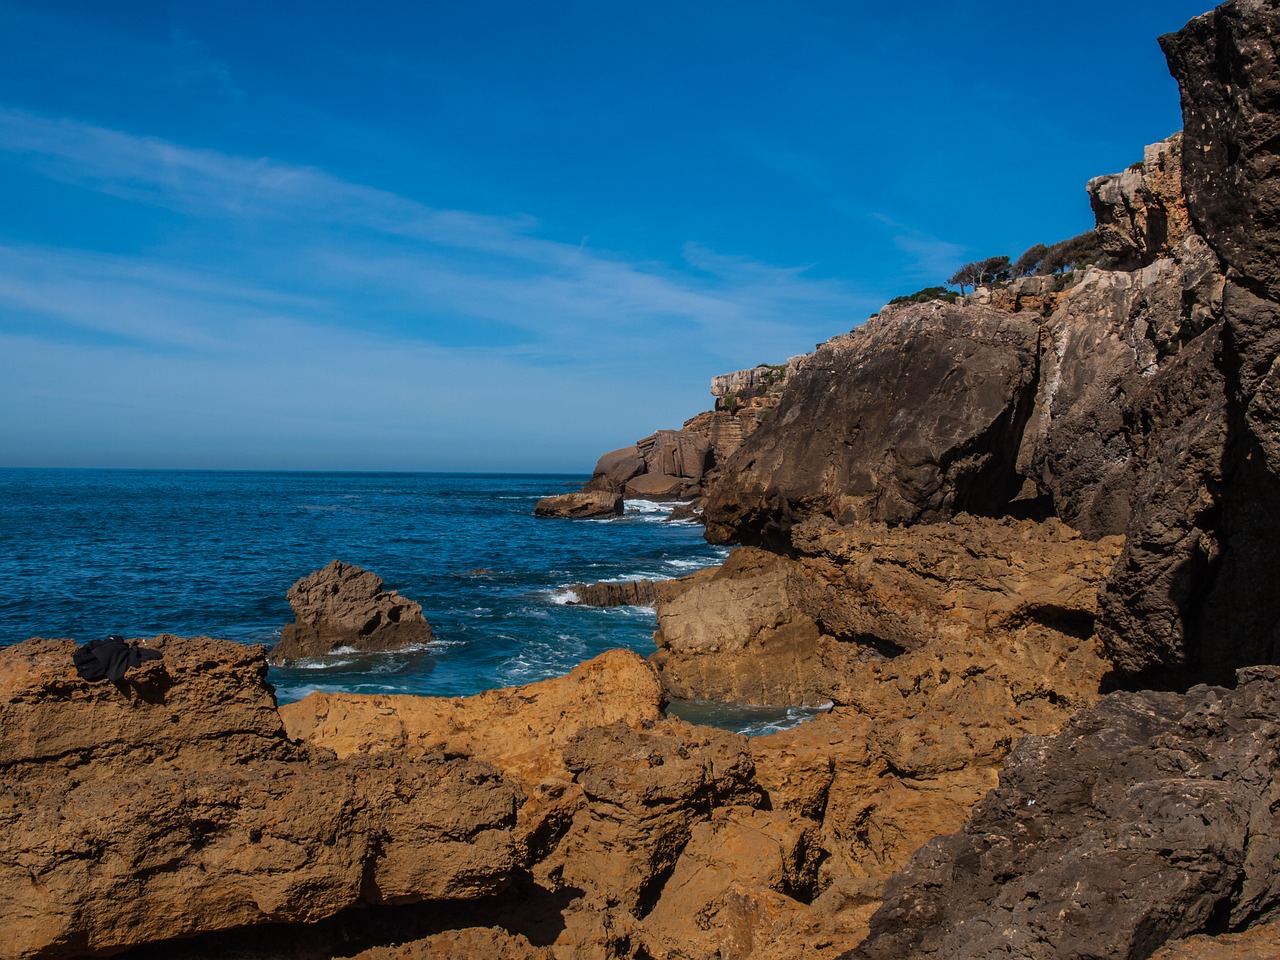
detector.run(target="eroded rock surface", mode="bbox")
[847,666,1280,960]
[1088,133,1190,270]
[271,560,435,664]
[653,516,1121,708]
[0,636,518,960]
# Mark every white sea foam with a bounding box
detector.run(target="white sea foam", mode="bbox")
[549,588,580,605]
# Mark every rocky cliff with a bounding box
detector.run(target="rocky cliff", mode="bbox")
[8,4,1280,960]
[698,0,1280,690]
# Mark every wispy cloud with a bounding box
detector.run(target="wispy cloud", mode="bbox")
[0,107,874,468]
[871,213,968,283]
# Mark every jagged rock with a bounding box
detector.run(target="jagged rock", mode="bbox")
[1014,241,1222,539]
[271,560,435,664]
[638,805,824,959]
[701,302,1040,548]
[0,636,519,960]
[280,648,665,868]
[651,546,829,706]
[553,720,764,915]
[846,666,1280,960]
[1088,133,1190,270]
[582,445,646,495]
[1129,0,1280,685]
[351,928,554,960]
[280,648,664,786]
[533,489,623,519]
[1163,0,1280,304]
[710,364,792,401]
[683,408,768,464]
[637,430,712,479]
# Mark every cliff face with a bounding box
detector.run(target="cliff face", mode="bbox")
[702,304,1040,550]
[698,1,1280,687]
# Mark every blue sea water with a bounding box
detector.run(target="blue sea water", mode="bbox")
[0,469,813,734]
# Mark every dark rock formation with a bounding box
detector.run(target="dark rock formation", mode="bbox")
[565,579,666,607]
[846,666,1280,960]
[1096,0,1280,685]
[270,560,435,664]
[0,636,519,960]
[702,303,1041,548]
[532,489,623,519]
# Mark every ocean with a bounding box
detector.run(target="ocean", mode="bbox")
[0,469,810,734]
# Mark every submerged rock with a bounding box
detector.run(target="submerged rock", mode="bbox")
[270,559,435,664]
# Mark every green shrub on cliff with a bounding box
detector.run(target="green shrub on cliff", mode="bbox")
[888,285,960,306]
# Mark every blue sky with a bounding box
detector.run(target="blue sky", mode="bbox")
[0,1,1213,471]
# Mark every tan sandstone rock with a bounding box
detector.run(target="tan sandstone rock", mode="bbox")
[0,636,519,960]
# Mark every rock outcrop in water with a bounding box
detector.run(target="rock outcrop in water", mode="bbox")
[270,560,435,664]
[533,488,624,519]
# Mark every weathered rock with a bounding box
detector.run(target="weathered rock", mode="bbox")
[280,648,665,786]
[653,516,1121,708]
[637,430,714,483]
[1088,133,1190,270]
[701,303,1040,548]
[652,547,830,706]
[564,579,678,608]
[582,445,646,495]
[1014,241,1222,539]
[1163,0,1280,303]
[0,636,519,960]
[638,805,824,959]
[624,472,684,500]
[351,928,554,960]
[534,489,623,519]
[683,408,769,465]
[271,560,435,664]
[553,720,764,915]
[847,666,1280,960]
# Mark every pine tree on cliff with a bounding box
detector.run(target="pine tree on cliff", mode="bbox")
[948,255,1011,293]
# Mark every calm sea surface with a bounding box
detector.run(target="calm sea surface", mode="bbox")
[0,469,811,733]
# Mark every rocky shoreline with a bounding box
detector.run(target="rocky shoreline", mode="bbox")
[4,2,1280,959]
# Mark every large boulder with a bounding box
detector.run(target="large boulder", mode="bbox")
[0,636,519,960]
[701,303,1040,548]
[846,666,1280,960]
[271,560,435,664]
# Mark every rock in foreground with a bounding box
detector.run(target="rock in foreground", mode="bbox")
[847,666,1280,960]
[271,559,435,664]
[0,636,519,960]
